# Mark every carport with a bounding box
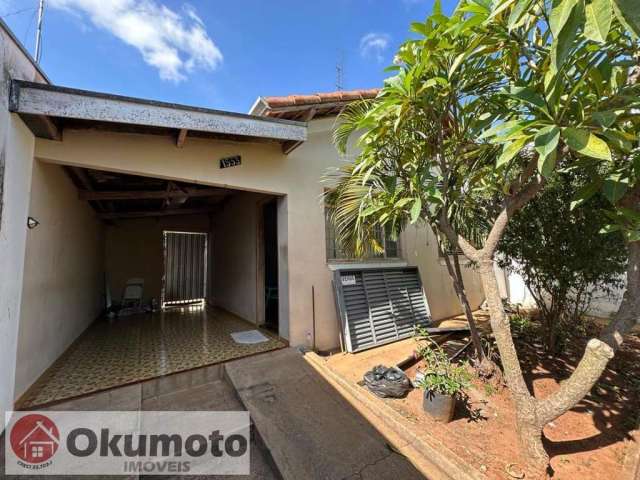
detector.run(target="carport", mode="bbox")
[10,81,306,407]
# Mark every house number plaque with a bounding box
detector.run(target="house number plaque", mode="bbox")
[220,155,241,169]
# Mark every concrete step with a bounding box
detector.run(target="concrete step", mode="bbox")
[225,348,425,480]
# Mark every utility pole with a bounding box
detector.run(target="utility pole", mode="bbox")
[34,0,45,63]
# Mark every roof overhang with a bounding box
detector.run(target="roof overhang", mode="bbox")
[10,80,307,153]
[249,88,380,121]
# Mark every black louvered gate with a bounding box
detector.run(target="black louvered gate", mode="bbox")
[163,231,208,307]
[333,267,432,352]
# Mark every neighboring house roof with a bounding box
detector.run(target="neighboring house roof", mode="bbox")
[250,88,380,121]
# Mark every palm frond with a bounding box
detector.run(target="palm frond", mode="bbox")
[332,100,375,155]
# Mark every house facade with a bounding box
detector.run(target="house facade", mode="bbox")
[0,20,486,426]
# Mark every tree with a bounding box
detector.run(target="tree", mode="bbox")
[498,173,627,351]
[325,0,640,472]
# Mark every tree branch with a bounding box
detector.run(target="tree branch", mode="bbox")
[537,339,614,425]
[437,211,481,261]
[482,176,545,258]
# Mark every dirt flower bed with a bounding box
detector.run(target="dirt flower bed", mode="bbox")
[324,316,640,479]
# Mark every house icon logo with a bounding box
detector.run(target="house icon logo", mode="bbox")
[9,414,60,464]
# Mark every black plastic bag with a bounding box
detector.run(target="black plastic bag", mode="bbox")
[363,365,412,398]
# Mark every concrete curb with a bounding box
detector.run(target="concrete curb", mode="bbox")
[304,352,487,480]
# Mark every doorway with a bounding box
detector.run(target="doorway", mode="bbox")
[263,200,279,332]
[162,231,208,307]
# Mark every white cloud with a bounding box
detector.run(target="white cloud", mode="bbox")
[359,32,390,63]
[48,0,223,82]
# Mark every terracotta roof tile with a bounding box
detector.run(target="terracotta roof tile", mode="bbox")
[262,89,380,110]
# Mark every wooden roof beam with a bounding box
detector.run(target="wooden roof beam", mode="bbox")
[98,206,222,220]
[79,187,229,201]
[176,128,188,148]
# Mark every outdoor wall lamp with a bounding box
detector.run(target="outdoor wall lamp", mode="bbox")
[27,216,40,229]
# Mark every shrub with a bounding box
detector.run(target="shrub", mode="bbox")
[499,174,627,351]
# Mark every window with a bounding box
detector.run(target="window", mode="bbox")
[32,446,44,458]
[325,210,400,261]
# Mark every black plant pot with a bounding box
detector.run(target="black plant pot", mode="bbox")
[422,390,455,422]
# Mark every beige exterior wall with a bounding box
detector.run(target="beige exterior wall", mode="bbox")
[15,162,105,399]
[34,117,485,351]
[401,225,485,320]
[105,214,211,304]
[0,23,48,428]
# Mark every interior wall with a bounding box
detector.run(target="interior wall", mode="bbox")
[209,192,271,324]
[105,214,210,304]
[0,22,48,428]
[15,161,105,399]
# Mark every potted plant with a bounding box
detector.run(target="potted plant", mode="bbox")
[415,328,471,422]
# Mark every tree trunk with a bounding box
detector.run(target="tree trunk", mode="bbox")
[440,245,487,363]
[437,181,639,474]
[477,259,549,467]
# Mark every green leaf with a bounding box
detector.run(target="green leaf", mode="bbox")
[487,0,516,20]
[394,198,413,208]
[538,149,558,177]
[508,0,534,30]
[551,1,584,71]
[602,177,629,204]
[497,137,528,168]
[592,110,617,127]
[479,120,528,140]
[535,126,560,176]
[510,86,548,111]
[410,197,422,224]
[411,22,429,36]
[549,0,580,37]
[601,129,634,152]
[534,125,561,158]
[562,128,612,160]
[612,0,640,37]
[584,0,613,42]
[448,52,466,79]
[570,181,601,210]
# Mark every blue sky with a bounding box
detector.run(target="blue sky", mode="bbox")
[0,0,455,113]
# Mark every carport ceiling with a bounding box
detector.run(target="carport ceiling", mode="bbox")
[66,167,233,221]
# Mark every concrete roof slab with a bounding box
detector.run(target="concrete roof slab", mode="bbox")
[10,80,307,146]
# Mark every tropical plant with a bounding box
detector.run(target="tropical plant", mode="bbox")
[324,0,640,472]
[498,173,627,351]
[415,328,471,397]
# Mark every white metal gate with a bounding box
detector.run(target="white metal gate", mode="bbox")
[162,231,208,307]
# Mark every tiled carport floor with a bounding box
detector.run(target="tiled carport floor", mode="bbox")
[17,306,286,409]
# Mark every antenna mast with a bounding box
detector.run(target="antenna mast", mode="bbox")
[34,0,45,63]
[335,50,344,91]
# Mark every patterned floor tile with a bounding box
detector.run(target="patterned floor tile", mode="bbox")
[18,306,286,408]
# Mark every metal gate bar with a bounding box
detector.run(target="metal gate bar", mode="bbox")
[163,231,207,306]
